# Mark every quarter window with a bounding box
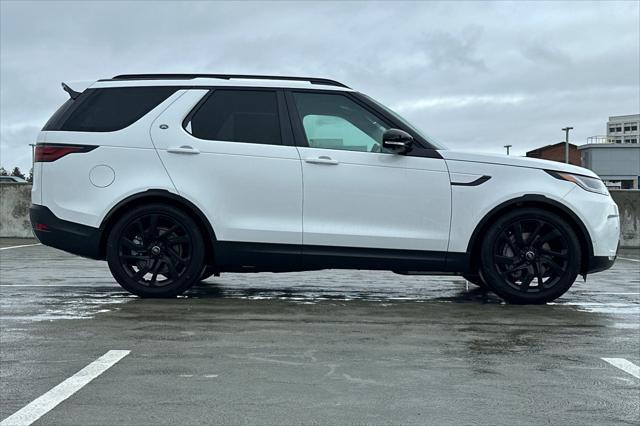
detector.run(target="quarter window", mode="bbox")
[44,87,177,132]
[189,90,281,145]
[292,92,391,153]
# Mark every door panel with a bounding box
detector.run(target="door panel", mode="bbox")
[150,89,303,245]
[289,90,452,253]
[299,146,451,251]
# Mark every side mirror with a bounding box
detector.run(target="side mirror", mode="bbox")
[382,129,414,154]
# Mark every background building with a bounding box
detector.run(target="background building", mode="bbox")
[526,142,581,166]
[579,143,640,189]
[606,114,639,144]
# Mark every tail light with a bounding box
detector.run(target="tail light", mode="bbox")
[34,144,97,162]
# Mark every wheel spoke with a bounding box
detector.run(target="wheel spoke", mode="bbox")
[541,256,564,275]
[500,231,519,253]
[166,236,189,245]
[132,263,152,280]
[149,259,161,286]
[145,214,159,240]
[538,228,561,245]
[122,238,142,251]
[495,255,517,264]
[527,221,544,245]
[163,255,178,278]
[533,262,544,288]
[540,248,567,259]
[505,262,528,273]
[520,271,534,292]
[159,224,179,239]
[513,222,525,247]
[134,219,145,240]
[121,254,150,262]
[166,246,186,266]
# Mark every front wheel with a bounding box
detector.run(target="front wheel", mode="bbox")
[480,208,581,304]
[106,204,205,298]
[462,273,488,289]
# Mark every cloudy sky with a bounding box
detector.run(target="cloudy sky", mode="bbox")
[1,0,639,173]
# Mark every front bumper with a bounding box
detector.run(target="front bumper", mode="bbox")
[30,204,102,259]
[562,187,620,274]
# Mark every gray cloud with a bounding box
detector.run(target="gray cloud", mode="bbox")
[1,0,639,172]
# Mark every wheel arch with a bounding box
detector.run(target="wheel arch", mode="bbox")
[466,195,594,275]
[97,189,217,262]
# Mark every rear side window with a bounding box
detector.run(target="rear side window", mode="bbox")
[188,90,281,145]
[43,87,177,132]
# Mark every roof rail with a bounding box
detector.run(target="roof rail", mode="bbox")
[109,74,350,88]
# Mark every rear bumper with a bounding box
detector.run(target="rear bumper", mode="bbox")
[29,204,102,259]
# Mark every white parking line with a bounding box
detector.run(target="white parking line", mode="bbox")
[617,257,640,263]
[0,243,41,251]
[602,358,640,379]
[0,350,130,426]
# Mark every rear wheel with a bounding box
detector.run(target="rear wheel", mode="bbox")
[480,208,581,304]
[106,204,205,297]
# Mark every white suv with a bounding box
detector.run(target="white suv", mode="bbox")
[30,74,620,303]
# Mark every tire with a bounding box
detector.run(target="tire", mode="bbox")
[462,273,488,289]
[106,204,205,298]
[479,208,581,304]
[199,265,217,281]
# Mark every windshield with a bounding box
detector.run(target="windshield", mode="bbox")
[361,94,447,150]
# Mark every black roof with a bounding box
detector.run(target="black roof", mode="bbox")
[106,74,350,88]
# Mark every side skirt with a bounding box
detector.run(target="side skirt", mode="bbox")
[213,241,470,274]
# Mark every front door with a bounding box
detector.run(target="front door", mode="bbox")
[286,90,451,268]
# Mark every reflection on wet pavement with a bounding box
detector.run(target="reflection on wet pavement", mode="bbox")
[0,245,638,322]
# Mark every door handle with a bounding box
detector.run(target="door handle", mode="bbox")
[304,156,339,165]
[167,145,200,155]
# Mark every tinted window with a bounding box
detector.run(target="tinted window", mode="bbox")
[189,90,281,145]
[42,98,76,130]
[292,92,391,153]
[44,87,177,132]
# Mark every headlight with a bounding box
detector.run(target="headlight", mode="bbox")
[546,170,609,195]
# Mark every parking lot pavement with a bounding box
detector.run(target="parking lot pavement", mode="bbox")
[0,239,638,425]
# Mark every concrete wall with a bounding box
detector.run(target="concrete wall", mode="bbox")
[610,190,640,248]
[0,183,33,238]
[0,184,638,247]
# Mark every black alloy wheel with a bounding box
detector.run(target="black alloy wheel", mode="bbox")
[480,208,581,304]
[106,204,205,297]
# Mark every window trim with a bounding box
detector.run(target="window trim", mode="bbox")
[181,87,294,147]
[284,89,442,158]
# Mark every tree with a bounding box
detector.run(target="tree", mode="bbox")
[27,167,33,183]
[10,167,25,179]
[0,167,7,176]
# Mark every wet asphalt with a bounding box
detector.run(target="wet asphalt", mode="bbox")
[0,238,638,425]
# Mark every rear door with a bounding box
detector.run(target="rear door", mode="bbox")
[150,88,303,265]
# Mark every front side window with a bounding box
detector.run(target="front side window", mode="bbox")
[292,92,390,153]
[189,90,281,145]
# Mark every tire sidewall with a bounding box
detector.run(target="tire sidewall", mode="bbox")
[106,204,205,298]
[480,208,581,304]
